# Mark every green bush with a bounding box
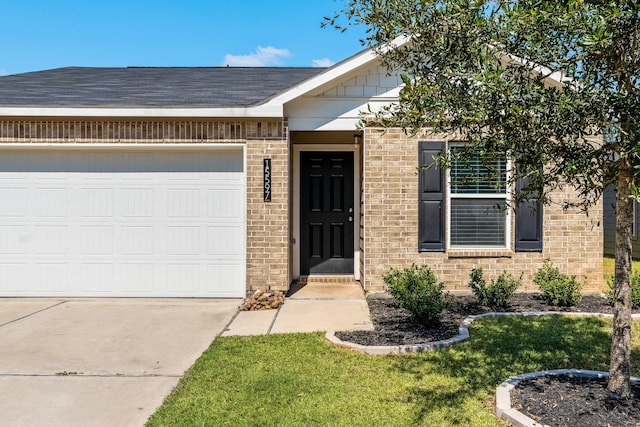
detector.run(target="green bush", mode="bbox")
[468,268,521,308]
[383,264,450,326]
[605,271,640,309]
[533,260,582,307]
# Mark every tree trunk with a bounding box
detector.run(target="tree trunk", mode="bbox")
[608,157,634,397]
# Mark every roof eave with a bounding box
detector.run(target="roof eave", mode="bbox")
[0,104,284,119]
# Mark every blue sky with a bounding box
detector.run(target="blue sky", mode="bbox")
[0,0,367,76]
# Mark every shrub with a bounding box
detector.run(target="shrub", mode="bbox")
[468,268,521,308]
[533,260,582,307]
[383,264,450,326]
[605,271,640,309]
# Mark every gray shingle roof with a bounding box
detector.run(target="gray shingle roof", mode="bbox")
[0,66,325,107]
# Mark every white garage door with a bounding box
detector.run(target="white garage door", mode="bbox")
[0,147,245,297]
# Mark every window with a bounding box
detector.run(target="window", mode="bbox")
[419,141,540,252]
[448,146,508,248]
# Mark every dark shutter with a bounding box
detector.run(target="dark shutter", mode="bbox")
[515,176,543,252]
[418,141,445,251]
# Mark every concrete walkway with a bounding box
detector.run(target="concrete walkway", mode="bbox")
[0,298,240,427]
[222,282,374,336]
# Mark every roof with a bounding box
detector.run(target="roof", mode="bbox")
[0,66,325,107]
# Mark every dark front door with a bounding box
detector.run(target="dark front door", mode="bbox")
[300,151,354,275]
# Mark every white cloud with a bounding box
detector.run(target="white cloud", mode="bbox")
[312,58,335,68]
[223,46,291,67]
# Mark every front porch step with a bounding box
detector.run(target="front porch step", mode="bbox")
[288,276,364,299]
[297,275,359,286]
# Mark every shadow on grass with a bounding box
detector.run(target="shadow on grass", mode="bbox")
[387,316,639,425]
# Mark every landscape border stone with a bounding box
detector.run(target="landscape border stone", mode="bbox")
[326,311,640,355]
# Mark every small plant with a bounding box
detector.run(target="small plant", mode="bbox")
[383,264,450,326]
[605,271,640,309]
[468,268,521,308]
[533,260,582,307]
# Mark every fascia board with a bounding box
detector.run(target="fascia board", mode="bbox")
[497,50,570,87]
[0,104,284,118]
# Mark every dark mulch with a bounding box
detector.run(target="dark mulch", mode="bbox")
[334,292,640,427]
[335,292,622,346]
[512,375,640,427]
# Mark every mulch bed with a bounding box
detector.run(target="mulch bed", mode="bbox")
[335,292,640,427]
[511,375,640,427]
[335,292,622,346]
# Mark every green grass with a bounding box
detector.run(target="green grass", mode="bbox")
[603,255,640,279]
[147,317,640,427]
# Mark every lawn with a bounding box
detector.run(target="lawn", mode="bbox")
[147,316,640,427]
[603,255,640,279]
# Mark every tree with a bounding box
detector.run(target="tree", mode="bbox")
[327,0,640,397]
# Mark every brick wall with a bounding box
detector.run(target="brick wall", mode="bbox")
[362,127,604,292]
[0,119,282,142]
[245,131,291,293]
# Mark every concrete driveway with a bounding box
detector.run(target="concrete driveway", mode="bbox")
[0,298,240,427]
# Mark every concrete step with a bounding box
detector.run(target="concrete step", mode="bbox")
[287,276,364,299]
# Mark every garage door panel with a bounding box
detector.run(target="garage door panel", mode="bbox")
[206,264,244,295]
[81,188,114,217]
[34,264,69,293]
[167,226,202,255]
[207,227,243,256]
[80,263,116,293]
[207,189,242,218]
[167,188,201,217]
[33,188,68,217]
[0,264,29,292]
[0,148,245,297]
[0,188,28,216]
[166,264,200,294]
[122,189,154,217]
[121,264,155,293]
[0,226,27,254]
[122,226,154,255]
[34,225,68,254]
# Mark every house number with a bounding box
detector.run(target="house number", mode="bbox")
[263,158,272,202]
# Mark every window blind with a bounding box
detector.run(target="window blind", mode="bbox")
[450,199,506,247]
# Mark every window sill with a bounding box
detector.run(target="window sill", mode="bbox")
[447,249,512,259]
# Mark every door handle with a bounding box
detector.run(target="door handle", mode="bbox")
[348,216,353,222]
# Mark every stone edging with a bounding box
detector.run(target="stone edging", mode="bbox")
[326,311,636,356]
[495,369,640,427]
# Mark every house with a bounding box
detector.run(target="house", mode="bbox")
[603,187,640,259]
[0,47,603,297]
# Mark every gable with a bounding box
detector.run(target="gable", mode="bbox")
[284,61,402,131]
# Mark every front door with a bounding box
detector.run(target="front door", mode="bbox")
[300,151,354,275]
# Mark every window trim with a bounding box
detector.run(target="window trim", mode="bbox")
[446,144,511,250]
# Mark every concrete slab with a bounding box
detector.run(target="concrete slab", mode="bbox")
[0,376,177,427]
[0,298,240,376]
[0,298,240,427]
[270,299,374,333]
[221,309,277,336]
[0,298,64,326]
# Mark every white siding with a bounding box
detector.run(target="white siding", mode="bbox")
[285,63,402,131]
